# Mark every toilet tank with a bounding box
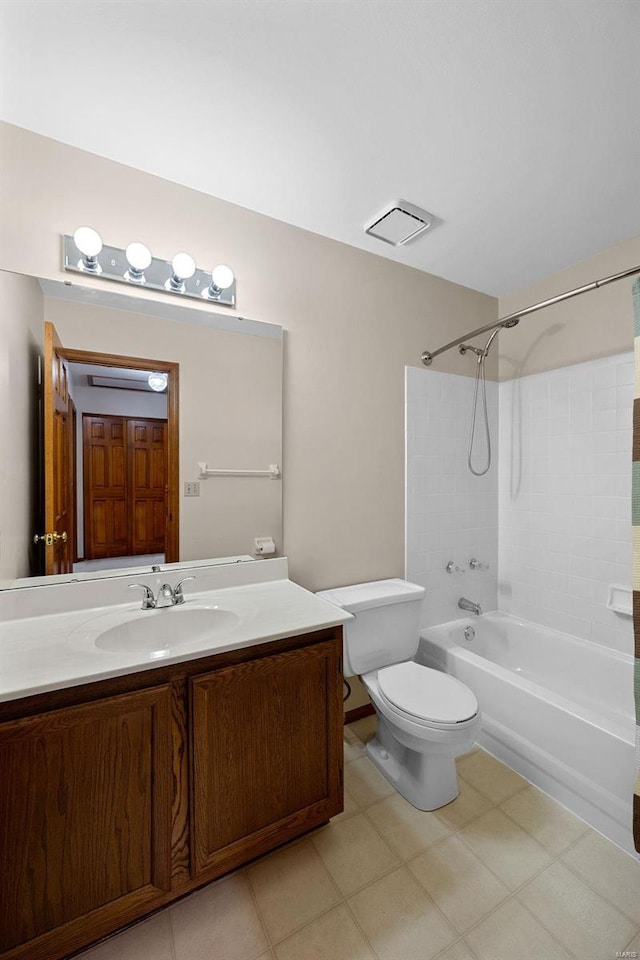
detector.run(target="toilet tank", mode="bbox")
[316,579,425,677]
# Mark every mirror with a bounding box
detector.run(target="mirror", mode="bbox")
[0,270,283,588]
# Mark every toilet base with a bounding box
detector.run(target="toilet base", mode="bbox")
[365,715,461,811]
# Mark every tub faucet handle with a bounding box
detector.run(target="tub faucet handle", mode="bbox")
[469,558,489,571]
[445,561,462,574]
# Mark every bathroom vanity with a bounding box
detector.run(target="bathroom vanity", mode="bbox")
[0,559,348,960]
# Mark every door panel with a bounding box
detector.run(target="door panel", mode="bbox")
[83,415,129,560]
[0,686,172,952]
[128,418,167,556]
[190,640,343,877]
[43,322,73,574]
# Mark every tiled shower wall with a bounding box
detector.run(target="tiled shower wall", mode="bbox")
[405,367,499,628]
[406,353,634,653]
[498,352,633,655]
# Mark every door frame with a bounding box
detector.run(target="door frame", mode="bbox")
[61,348,179,564]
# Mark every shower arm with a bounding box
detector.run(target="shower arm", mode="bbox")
[421,264,640,367]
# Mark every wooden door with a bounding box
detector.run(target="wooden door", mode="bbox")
[0,686,172,955]
[70,400,77,563]
[42,322,73,574]
[190,639,343,879]
[83,415,128,560]
[128,418,167,556]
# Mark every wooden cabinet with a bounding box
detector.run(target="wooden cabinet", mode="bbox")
[0,686,173,958]
[0,628,343,960]
[191,640,342,878]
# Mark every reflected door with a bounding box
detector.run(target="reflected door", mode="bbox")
[83,415,168,560]
[129,418,167,556]
[83,415,128,560]
[43,321,73,575]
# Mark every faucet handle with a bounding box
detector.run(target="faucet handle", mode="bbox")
[469,558,489,571]
[173,576,196,604]
[128,583,156,609]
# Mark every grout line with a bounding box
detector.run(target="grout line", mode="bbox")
[166,908,178,960]
[623,928,640,952]
[346,729,637,954]
[267,899,349,953]
[242,866,278,952]
[558,853,640,931]
[246,837,356,951]
[510,894,581,960]
[431,935,478,960]
[340,898,383,960]
[496,794,591,854]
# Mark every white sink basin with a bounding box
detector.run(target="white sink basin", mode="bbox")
[92,605,240,655]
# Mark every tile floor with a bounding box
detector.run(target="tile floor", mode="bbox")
[78,716,640,960]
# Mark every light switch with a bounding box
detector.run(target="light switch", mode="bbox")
[184,481,200,497]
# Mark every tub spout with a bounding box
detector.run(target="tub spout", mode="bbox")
[458,597,482,616]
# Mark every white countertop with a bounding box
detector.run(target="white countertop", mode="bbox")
[0,563,351,703]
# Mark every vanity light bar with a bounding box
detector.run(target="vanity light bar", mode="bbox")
[63,231,236,308]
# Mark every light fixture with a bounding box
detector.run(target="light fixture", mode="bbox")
[63,231,236,307]
[125,242,152,284]
[73,226,103,273]
[204,264,235,300]
[166,252,196,293]
[148,372,168,392]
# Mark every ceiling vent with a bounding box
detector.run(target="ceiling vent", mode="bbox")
[365,200,434,246]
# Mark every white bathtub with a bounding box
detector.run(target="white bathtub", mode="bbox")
[418,611,638,857]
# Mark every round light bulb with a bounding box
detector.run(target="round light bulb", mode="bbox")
[126,242,152,271]
[73,226,103,258]
[171,252,196,281]
[211,264,234,290]
[148,372,168,392]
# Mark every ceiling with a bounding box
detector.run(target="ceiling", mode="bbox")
[1,0,639,295]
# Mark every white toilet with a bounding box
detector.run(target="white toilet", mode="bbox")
[317,579,481,811]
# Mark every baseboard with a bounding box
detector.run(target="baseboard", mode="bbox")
[344,703,375,725]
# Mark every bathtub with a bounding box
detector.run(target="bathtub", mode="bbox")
[417,611,638,857]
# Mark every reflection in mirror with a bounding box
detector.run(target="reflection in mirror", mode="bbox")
[0,271,283,588]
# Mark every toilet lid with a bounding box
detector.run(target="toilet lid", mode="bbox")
[377,662,478,724]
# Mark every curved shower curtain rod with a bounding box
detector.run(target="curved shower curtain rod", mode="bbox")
[421,264,640,367]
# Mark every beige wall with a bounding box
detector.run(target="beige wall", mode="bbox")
[44,296,282,564]
[0,272,43,579]
[0,122,498,591]
[498,236,640,380]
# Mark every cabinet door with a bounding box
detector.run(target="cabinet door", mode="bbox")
[191,638,343,877]
[0,685,172,956]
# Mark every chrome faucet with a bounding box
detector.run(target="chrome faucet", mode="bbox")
[160,577,196,606]
[129,583,157,609]
[458,596,482,616]
[129,576,196,610]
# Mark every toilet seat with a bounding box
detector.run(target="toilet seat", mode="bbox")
[377,661,478,726]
